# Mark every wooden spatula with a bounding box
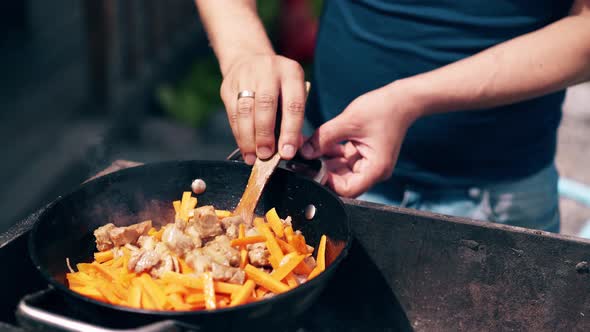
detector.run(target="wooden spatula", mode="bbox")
[234,82,311,225]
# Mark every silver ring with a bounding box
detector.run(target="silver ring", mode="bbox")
[237,90,255,99]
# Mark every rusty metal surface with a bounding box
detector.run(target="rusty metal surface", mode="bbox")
[343,198,590,331]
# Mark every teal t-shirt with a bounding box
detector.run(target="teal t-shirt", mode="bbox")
[308,0,573,185]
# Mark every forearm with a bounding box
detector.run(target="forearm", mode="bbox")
[396,7,590,119]
[194,0,274,75]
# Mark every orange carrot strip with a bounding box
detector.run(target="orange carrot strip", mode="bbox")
[128,281,142,308]
[290,234,308,255]
[160,272,239,295]
[276,238,296,254]
[70,286,103,300]
[172,200,181,213]
[284,226,294,242]
[230,280,256,307]
[271,254,306,281]
[137,274,168,310]
[285,274,299,288]
[202,272,216,310]
[230,235,266,247]
[255,223,283,269]
[240,249,248,269]
[163,284,188,295]
[89,262,118,281]
[255,287,269,298]
[317,234,327,270]
[215,210,232,218]
[94,250,114,263]
[265,208,284,238]
[179,192,192,221]
[178,259,194,274]
[244,264,289,294]
[186,293,205,304]
[168,293,192,311]
[238,224,248,268]
[253,217,265,227]
[307,266,322,280]
[96,281,122,305]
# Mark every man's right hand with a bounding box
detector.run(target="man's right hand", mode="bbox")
[219,54,307,165]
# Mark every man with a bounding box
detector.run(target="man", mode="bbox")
[194,0,590,232]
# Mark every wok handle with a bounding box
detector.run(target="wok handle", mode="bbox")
[16,289,190,332]
[226,148,328,185]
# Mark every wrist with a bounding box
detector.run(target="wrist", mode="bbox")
[383,79,429,127]
[219,48,275,77]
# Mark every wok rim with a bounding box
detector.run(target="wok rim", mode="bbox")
[28,159,352,318]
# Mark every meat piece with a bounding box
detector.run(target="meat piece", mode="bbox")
[128,249,161,273]
[304,256,317,269]
[248,243,270,267]
[192,206,223,239]
[162,223,195,255]
[137,235,155,250]
[282,216,292,227]
[203,235,240,267]
[108,220,152,247]
[211,263,245,284]
[94,223,116,251]
[185,249,212,274]
[225,224,239,240]
[220,215,243,230]
[150,254,176,278]
[184,224,203,248]
[245,228,259,237]
[220,215,243,240]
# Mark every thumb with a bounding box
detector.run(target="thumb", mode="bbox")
[301,112,356,159]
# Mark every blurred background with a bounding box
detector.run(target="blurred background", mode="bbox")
[0,0,588,239]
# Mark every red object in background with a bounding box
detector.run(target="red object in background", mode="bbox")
[279,0,318,63]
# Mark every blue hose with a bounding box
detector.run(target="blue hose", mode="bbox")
[558,177,590,238]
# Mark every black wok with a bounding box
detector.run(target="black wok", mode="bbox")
[27,160,351,330]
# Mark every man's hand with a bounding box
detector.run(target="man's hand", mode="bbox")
[301,83,420,197]
[220,54,306,165]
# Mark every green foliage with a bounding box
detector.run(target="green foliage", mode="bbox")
[157,57,222,128]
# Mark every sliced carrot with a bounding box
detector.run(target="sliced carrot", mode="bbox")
[284,226,294,242]
[255,223,283,269]
[168,293,192,311]
[151,228,164,241]
[96,281,123,305]
[230,235,266,247]
[179,191,192,221]
[178,258,193,274]
[255,287,269,299]
[230,280,256,307]
[94,250,114,263]
[290,234,308,255]
[160,272,240,295]
[172,200,181,214]
[163,284,188,295]
[137,273,168,310]
[89,262,118,281]
[271,253,306,281]
[215,210,232,218]
[285,274,299,288]
[265,208,284,238]
[238,224,248,268]
[240,249,248,269]
[244,264,289,294]
[276,238,296,254]
[70,286,103,300]
[128,281,142,308]
[185,293,205,304]
[202,272,216,310]
[317,234,327,270]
